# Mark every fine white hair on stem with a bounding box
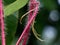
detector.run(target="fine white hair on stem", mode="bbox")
[16,0,41,45]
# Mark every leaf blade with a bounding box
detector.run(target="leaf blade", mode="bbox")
[4,0,28,16]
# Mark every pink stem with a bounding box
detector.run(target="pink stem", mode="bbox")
[16,0,40,45]
[28,0,34,21]
[22,0,38,45]
[0,0,6,45]
[22,33,29,45]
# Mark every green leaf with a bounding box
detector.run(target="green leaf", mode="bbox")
[3,0,16,5]
[4,0,28,16]
[5,12,18,45]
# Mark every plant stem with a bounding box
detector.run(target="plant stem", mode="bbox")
[0,0,6,45]
[16,0,40,45]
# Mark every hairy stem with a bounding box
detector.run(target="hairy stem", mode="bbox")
[16,0,40,45]
[0,0,6,45]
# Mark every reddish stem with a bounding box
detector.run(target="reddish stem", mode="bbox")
[22,0,39,45]
[21,0,37,45]
[16,0,40,45]
[22,33,29,45]
[0,0,6,45]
